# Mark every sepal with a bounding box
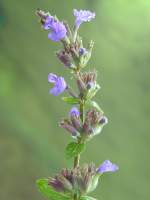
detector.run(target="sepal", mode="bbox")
[83,109,108,140]
[85,100,104,113]
[86,174,100,194]
[36,179,70,200]
[86,84,100,100]
[79,40,94,68]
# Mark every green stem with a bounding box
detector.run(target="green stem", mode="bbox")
[73,153,80,168]
[73,72,85,200]
[73,100,84,168]
[80,101,84,123]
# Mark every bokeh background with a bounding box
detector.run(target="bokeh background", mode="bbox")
[0,0,150,200]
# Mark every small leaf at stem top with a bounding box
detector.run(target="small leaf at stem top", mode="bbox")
[62,96,80,104]
[65,142,86,159]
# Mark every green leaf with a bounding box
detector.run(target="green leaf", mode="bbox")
[80,196,97,200]
[62,97,79,104]
[36,179,70,200]
[86,100,104,113]
[65,142,85,159]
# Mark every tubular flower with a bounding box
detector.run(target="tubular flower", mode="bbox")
[47,20,67,42]
[59,119,78,137]
[48,73,67,96]
[73,9,95,28]
[60,108,81,138]
[97,160,119,174]
[36,9,67,41]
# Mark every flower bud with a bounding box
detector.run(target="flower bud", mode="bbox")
[36,9,50,24]
[56,50,73,67]
[59,119,79,137]
[69,107,80,118]
[99,116,108,125]
[48,178,64,192]
[78,40,94,67]
[77,78,87,94]
[76,71,99,99]
[86,82,95,90]
[86,174,99,194]
[79,47,88,56]
[57,175,73,191]
[83,109,107,138]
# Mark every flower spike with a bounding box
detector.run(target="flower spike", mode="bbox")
[35,8,119,200]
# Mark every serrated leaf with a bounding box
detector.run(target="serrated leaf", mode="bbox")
[62,97,79,104]
[65,142,85,159]
[80,196,97,200]
[86,100,104,113]
[36,179,70,200]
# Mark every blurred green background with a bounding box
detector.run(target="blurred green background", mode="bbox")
[0,0,150,200]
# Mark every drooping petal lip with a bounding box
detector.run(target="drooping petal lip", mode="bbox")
[48,73,57,83]
[97,160,119,174]
[73,9,96,28]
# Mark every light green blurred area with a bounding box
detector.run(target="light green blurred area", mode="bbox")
[0,0,150,199]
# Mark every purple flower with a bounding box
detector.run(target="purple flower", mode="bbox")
[79,47,88,56]
[43,16,67,41]
[48,73,67,96]
[97,160,119,174]
[99,116,108,125]
[73,9,95,28]
[69,107,80,118]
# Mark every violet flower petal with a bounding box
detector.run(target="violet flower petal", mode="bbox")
[48,73,67,96]
[73,9,95,28]
[97,160,119,174]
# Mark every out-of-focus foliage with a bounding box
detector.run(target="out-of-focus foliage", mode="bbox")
[0,0,150,200]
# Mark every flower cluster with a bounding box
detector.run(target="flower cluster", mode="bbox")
[35,8,119,200]
[48,161,118,198]
[60,107,108,141]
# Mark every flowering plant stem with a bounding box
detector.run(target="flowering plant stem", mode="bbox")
[35,8,119,200]
[74,83,85,169]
